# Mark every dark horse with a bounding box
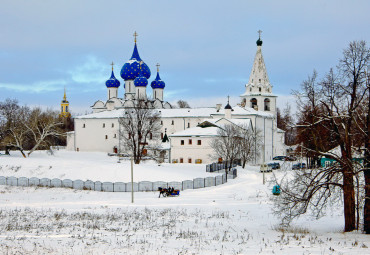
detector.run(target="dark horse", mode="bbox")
[158,187,168,198]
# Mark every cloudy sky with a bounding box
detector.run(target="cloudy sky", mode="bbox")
[0,0,369,114]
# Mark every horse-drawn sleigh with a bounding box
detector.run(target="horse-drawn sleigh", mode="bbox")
[158,187,180,198]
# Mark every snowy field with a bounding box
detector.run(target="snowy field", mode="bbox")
[0,150,214,182]
[0,151,369,254]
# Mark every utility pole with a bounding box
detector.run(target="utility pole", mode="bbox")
[131,156,134,203]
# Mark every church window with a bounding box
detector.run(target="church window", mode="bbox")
[161,133,163,139]
[188,158,192,163]
[83,124,86,128]
[264,98,270,111]
[66,106,68,112]
[103,123,105,128]
[112,123,114,128]
[250,88,252,92]
[105,135,108,139]
[171,120,174,125]
[180,158,184,163]
[197,140,201,145]
[61,106,63,112]
[187,122,190,128]
[259,79,261,83]
[259,87,261,92]
[189,139,192,145]
[250,98,258,109]
[114,134,116,138]
[181,140,184,145]
[160,120,163,125]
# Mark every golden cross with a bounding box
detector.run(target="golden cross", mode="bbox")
[257,30,262,39]
[227,95,230,104]
[156,63,160,72]
[111,61,114,71]
[133,31,138,43]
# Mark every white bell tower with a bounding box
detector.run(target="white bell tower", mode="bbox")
[240,30,276,113]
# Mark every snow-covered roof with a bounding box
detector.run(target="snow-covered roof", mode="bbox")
[215,118,252,130]
[169,126,219,137]
[76,105,274,119]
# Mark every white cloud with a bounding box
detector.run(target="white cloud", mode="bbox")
[67,55,108,84]
[0,79,67,93]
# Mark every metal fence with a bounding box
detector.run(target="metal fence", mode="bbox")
[0,173,236,192]
[206,161,240,173]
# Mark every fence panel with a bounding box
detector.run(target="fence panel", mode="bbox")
[84,180,95,190]
[94,181,102,191]
[152,181,167,191]
[167,181,182,191]
[29,177,40,186]
[215,175,223,186]
[51,178,62,188]
[126,182,138,192]
[40,178,51,187]
[102,182,113,192]
[18,177,28,187]
[182,180,193,190]
[113,182,125,192]
[73,180,84,190]
[0,176,6,185]
[138,181,152,192]
[7,176,17,186]
[205,177,215,187]
[193,178,204,189]
[62,179,73,188]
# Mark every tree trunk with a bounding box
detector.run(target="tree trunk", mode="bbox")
[343,169,356,232]
[364,169,370,234]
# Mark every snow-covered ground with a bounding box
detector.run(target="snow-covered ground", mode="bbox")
[0,150,215,182]
[0,151,368,254]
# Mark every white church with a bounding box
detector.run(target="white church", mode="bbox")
[66,32,286,164]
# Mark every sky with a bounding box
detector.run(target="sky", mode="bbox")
[0,0,369,114]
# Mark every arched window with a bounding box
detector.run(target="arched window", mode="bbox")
[264,98,270,111]
[250,98,257,109]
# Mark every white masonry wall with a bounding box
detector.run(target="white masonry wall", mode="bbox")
[170,136,215,164]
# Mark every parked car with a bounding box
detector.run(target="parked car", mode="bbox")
[292,163,306,170]
[273,156,286,161]
[285,156,297,161]
[260,164,272,173]
[268,162,280,170]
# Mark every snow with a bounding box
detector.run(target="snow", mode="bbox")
[0,151,368,254]
[0,151,215,182]
[75,105,274,119]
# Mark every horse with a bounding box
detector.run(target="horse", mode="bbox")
[158,187,168,198]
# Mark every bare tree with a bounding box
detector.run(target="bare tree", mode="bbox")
[0,99,29,157]
[177,100,190,108]
[25,108,64,156]
[275,41,369,232]
[210,124,240,172]
[0,99,65,157]
[119,100,162,164]
[238,126,262,168]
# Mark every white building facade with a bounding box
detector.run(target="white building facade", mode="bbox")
[67,34,286,164]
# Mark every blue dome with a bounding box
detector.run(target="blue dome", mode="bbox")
[120,43,151,81]
[105,70,121,88]
[134,67,148,87]
[151,72,165,89]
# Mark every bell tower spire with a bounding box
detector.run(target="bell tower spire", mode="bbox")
[60,87,71,118]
